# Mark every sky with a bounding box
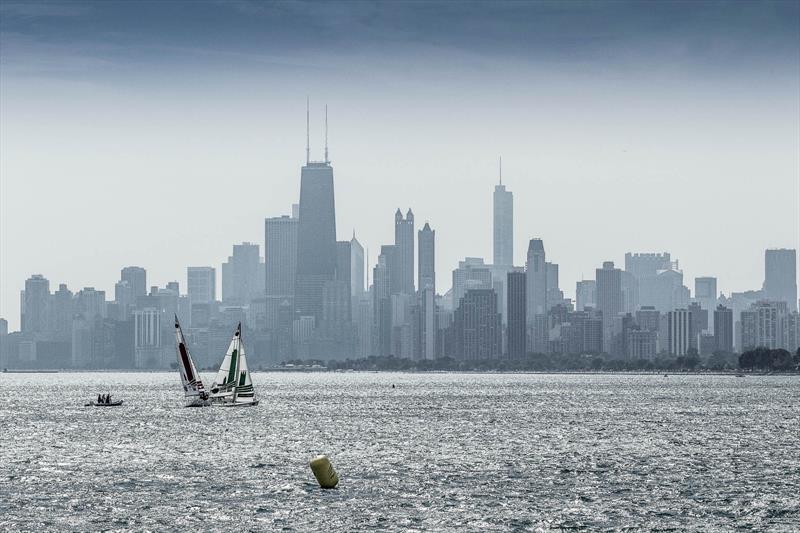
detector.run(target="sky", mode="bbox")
[1,0,798,330]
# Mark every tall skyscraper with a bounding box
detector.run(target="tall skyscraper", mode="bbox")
[763,248,797,311]
[418,222,435,292]
[350,233,364,296]
[187,267,216,304]
[394,209,415,294]
[450,288,502,360]
[694,277,718,332]
[265,214,298,298]
[417,288,436,360]
[575,280,596,311]
[222,243,264,305]
[525,239,546,320]
[493,167,513,267]
[713,305,733,353]
[507,271,526,358]
[596,261,623,352]
[120,266,147,298]
[21,274,50,333]
[295,157,337,321]
[667,308,692,356]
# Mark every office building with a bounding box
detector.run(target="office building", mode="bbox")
[394,209,415,294]
[265,214,298,298]
[187,267,216,304]
[493,176,513,267]
[763,249,797,311]
[713,305,734,353]
[418,222,435,292]
[222,242,265,305]
[507,271,526,358]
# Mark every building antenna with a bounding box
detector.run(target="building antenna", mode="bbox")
[324,104,329,163]
[499,155,502,185]
[306,97,310,165]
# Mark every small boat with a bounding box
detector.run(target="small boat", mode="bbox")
[209,323,259,407]
[85,400,123,407]
[735,373,745,378]
[174,315,211,407]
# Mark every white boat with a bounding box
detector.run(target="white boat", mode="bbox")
[209,323,259,407]
[175,315,211,407]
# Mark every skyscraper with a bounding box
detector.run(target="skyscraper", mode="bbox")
[714,305,733,353]
[450,288,502,360]
[667,309,692,356]
[120,266,147,298]
[763,248,797,311]
[187,267,216,304]
[575,280,596,311]
[295,159,337,321]
[525,239,546,319]
[394,208,415,294]
[507,271,526,358]
[265,214,298,298]
[418,222,435,292]
[21,274,49,333]
[222,243,264,305]
[493,168,513,267]
[596,261,623,352]
[694,277,718,332]
[350,233,364,296]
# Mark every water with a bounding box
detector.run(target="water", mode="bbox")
[0,372,798,531]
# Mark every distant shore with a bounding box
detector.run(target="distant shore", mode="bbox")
[2,368,798,377]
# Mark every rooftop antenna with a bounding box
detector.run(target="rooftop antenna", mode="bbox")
[499,155,502,185]
[306,97,310,165]
[324,104,329,163]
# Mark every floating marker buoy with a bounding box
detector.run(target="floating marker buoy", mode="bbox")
[309,454,339,489]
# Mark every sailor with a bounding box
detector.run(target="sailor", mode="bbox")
[97,394,102,404]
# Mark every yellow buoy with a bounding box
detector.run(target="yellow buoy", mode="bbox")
[309,454,339,489]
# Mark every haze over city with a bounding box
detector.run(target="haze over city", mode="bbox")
[2,1,798,333]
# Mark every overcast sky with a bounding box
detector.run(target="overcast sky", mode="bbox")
[1,0,798,330]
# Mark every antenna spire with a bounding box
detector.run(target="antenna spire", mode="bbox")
[499,155,502,185]
[324,104,329,163]
[306,97,310,165]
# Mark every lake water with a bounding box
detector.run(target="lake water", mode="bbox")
[0,372,798,531]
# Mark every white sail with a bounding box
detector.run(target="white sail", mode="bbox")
[210,323,258,406]
[174,315,209,406]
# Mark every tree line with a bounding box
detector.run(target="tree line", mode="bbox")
[284,348,800,373]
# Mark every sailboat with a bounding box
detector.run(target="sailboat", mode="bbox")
[174,315,211,407]
[209,323,259,407]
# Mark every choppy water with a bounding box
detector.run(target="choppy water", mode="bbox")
[0,372,798,531]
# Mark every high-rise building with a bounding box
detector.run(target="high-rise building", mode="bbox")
[373,247,393,356]
[449,288,501,360]
[51,283,74,339]
[417,288,437,360]
[187,267,216,304]
[525,239,546,319]
[75,287,106,321]
[687,301,708,350]
[452,258,492,308]
[493,175,513,267]
[507,271,526,358]
[625,252,672,279]
[222,242,265,305]
[694,277,718,333]
[21,274,50,334]
[265,214,298,298]
[714,305,733,353]
[418,222,436,292]
[741,301,786,350]
[295,158,337,321]
[596,261,623,352]
[350,233,364,296]
[134,308,162,368]
[120,266,147,298]
[763,249,797,311]
[575,280,596,311]
[394,209,415,294]
[545,262,564,310]
[667,309,692,356]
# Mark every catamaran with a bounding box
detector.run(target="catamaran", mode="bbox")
[209,323,258,407]
[174,315,211,407]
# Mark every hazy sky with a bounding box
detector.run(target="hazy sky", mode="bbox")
[1,0,798,330]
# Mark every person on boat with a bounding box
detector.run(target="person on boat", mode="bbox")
[97,394,102,404]
[107,394,112,404]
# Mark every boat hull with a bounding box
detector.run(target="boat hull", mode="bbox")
[215,400,259,407]
[85,400,124,407]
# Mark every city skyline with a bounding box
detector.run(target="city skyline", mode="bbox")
[2,1,799,331]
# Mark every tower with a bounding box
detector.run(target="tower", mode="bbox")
[295,103,337,322]
[394,209,415,294]
[418,222,435,293]
[493,158,513,267]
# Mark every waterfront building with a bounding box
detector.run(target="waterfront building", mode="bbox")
[713,305,734,353]
[394,209,415,294]
[222,242,264,306]
[493,176,513,267]
[667,309,692,356]
[596,261,623,352]
[418,223,436,292]
[763,248,797,311]
[265,214,298,299]
[507,271,526,358]
[187,267,216,304]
